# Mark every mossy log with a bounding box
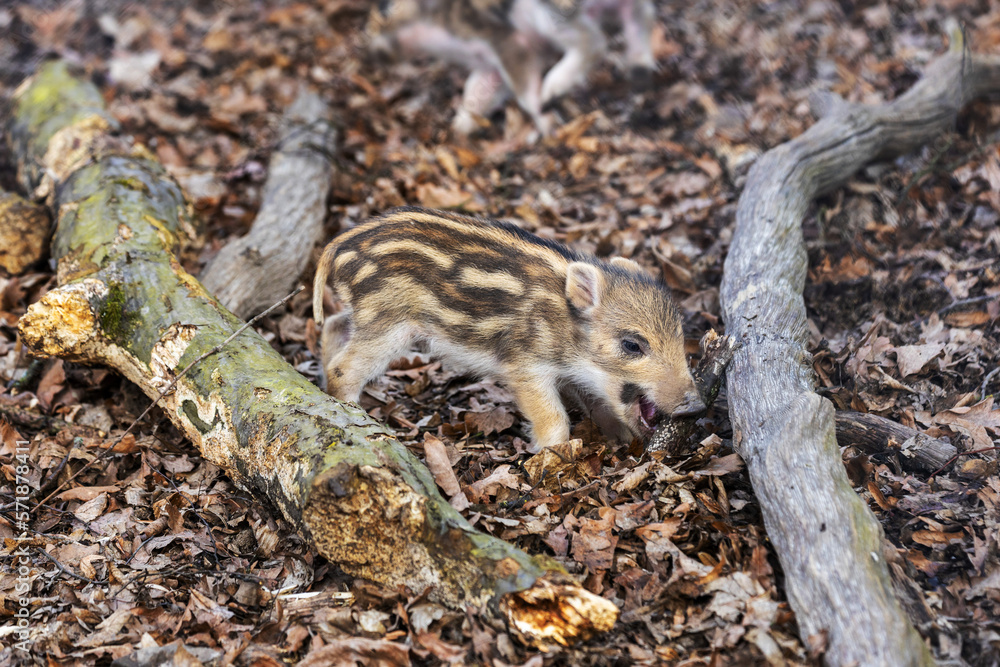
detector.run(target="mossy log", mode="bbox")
[720,26,1000,666]
[11,61,616,648]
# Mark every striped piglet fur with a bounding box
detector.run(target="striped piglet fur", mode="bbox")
[313,207,704,451]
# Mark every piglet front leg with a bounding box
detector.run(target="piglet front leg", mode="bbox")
[503,367,571,453]
[453,68,508,134]
[619,0,657,70]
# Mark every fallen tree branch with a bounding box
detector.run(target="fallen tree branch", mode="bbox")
[10,61,616,648]
[33,287,304,510]
[200,87,334,319]
[835,411,957,472]
[720,24,999,666]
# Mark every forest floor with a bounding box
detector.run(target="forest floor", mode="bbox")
[0,0,999,665]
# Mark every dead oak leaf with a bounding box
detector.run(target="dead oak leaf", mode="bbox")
[415,182,483,211]
[611,462,651,495]
[634,518,682,547]
[467,464,520,503]
[57,485,120,502]
[415,632,465,662]
[910,529,965,548]
[36,359,66,411]
[933,397,1000,450]
[694,453,745,477]
[73,493,108,523]
[464,405,515,437]
[423,436,470,510]
[810,255,873,283]
[571,510,617,572]
[612,501,655,532]
[893,343,945,377]
[297,638,411,667]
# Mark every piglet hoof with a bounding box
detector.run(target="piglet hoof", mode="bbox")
[451,109,486,136]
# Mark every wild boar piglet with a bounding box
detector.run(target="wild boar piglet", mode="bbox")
[373,0,657,133]
[313,207,704,452]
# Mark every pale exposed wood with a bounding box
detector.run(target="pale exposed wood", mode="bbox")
[0,189,49,274]
[720,27,1000,666]
[10,61,617,648]
[200,88,334,319]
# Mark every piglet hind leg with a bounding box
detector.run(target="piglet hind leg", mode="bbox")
[620,0,657,70]
[453,68,508,135]
[539,18,606,104]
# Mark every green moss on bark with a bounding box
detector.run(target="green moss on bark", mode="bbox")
[97,280,139,344]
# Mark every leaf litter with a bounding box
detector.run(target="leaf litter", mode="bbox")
[0,0,998,664]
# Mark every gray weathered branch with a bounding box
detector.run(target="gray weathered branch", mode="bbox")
[720,27,999,666]
[835,411,958,472]
[200,88,334,318]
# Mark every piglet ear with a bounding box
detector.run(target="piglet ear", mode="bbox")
[610,257,643,274]
[566,262,603,315]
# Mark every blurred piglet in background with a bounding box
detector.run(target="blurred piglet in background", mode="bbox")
[371,0,658,134]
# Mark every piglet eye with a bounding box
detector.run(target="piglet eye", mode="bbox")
[621,338,644,356]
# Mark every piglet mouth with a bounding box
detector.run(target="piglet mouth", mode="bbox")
[638,395,659,431]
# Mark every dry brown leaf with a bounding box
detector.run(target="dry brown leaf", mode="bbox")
[911,529,964,547]
[415,632,465,661]
[694,453,744,477]
[36,359,66,410]
[464,405,515,437]
[611,461,651,494]
[467,464,520,503]
[435,147,461,181]
[72,493,109,523]
[933,397,1000,449]
[298,637,411,667]
[423,434,462,498]
[523,439,584,486]
[634,518,682,544]
[571,510,618,572]
[893,343,945,377]
[57,485,120,502]
[944,310,992,327]
[415,182,482,210]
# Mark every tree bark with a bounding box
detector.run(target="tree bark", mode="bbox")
[835,411,957,472]
[720,26,999,666]
[200,88,334,319]
[11,61,617,648]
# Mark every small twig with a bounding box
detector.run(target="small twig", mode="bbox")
[32,286,305,512]
[125,531,168,566]
[37,447,74,496]
[35,546,107,585]
[928,446,1000,479]
[6,358,43,392]
[981,367,1000,401]
[937,294,996,316]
